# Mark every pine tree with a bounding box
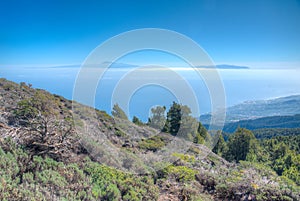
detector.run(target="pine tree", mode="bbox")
[163,102,181,135]
[225,128,257,162]
[163,102,199,142]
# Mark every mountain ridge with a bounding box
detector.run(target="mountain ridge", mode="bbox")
[219,114,300,133]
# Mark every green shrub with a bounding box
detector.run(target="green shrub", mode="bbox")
[163,165,197,182]
[0,141,93,200]
[172,152,195,163]
[84,160,159,201]
[115,129,127,137]
[138,136,165,151]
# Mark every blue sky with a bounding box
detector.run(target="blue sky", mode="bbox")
[1,0,300,68]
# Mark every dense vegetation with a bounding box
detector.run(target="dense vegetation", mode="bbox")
[212,128,300,186]
[0,138,159,200]
[0,78,300,200]
[253,128,300,139]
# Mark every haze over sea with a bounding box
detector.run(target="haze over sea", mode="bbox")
[1,0,300,122]
[3,64,300,122]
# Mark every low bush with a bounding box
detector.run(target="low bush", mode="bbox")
[138,136,166,151]
[163,165,197,182]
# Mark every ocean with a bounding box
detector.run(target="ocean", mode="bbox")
[2,65,300,122]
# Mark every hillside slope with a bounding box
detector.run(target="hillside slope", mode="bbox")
[0,78,299,201]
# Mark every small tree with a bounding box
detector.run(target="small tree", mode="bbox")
[13,90,75,160]
[212,131,227,156]
[198,122,208,140]
[193,133,205,144]
[111,104,128,120]
[132,116,143,126]
[163,102,181,135]
[177,105,198,141]
[148,106,166,130]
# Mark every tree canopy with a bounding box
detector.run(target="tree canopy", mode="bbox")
[224,128,258,162]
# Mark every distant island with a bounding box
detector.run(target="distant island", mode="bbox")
[33,63,250,69]
[197,64,250,69]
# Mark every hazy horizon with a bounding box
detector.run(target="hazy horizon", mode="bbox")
[1,0,300,121]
